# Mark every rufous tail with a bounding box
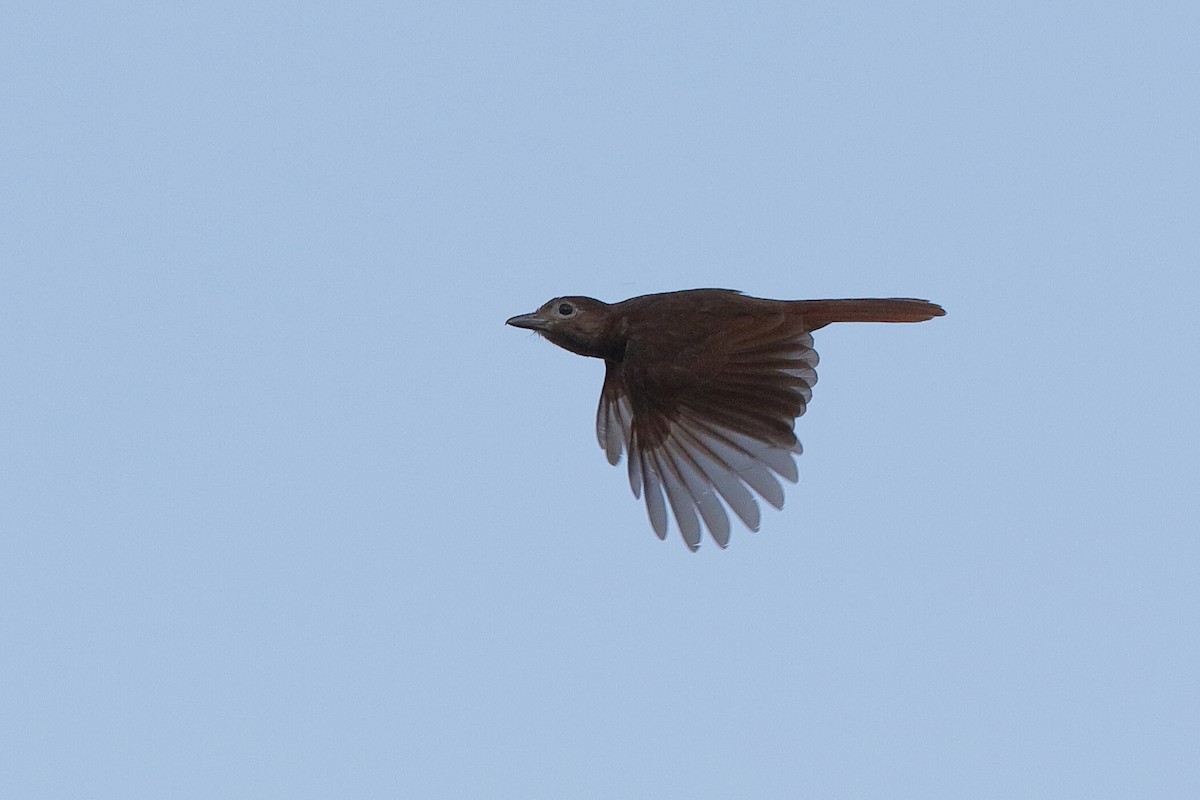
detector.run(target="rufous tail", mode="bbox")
[791,298,945,330]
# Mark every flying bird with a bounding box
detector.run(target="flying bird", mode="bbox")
[507,289,944,550]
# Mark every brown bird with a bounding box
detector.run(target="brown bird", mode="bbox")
[507,289,944,550]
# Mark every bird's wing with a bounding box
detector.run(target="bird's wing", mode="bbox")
[595,314,818,550]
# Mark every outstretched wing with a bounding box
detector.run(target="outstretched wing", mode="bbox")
[595,314,819,550]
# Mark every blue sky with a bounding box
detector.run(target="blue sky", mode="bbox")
[3,2,1198,797]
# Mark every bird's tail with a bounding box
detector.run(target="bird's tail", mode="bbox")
[790,298,945,330]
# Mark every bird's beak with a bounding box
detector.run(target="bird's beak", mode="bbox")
[506,312,547,331]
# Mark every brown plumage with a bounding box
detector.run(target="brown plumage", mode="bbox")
[507,289,944,550]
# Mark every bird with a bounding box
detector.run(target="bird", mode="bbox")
[506,289,944,550]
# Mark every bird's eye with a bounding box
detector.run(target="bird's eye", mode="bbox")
[557,302,575,316]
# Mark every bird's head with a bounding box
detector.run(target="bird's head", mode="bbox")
[506,296,622,359]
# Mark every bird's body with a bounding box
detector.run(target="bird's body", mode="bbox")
[507,289,944,550]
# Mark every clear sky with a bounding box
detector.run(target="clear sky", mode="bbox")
[3,2,1198,797]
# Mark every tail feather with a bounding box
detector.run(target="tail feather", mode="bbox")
[790,298,945,330]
